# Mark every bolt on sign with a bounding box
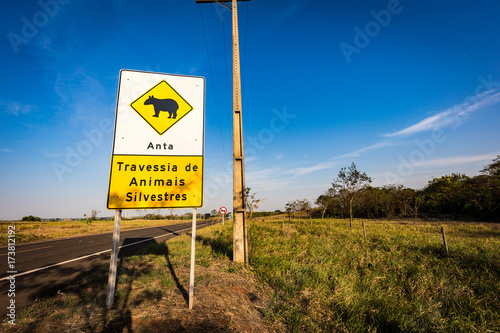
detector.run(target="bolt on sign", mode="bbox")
[107,70,205,209]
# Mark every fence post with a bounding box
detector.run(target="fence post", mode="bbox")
[441,227,449,256]
[362,221,366,240]
[329,218,331,229]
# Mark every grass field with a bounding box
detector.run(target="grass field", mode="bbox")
[1,218,499,332]
[249,218,500,332]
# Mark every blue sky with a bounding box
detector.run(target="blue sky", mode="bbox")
[1,0,499,220]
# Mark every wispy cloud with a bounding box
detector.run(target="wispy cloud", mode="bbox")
[0,100,36,115]
[384,111,453,137]
[271,153,284,160]
[246,167,293,190]
[1,148,13,152]
[336,140,396,159]
[42,152,64,157]
[245,155,258,163]
[384,89,500,138]
[285,141,395,177]
[287,161,338,177]
[255,87,500,181]
[419,153,499,168]
[247,167,283,181]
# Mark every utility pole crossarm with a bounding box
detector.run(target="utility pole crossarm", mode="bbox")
[196,0,249,2]
[196,0,250,9]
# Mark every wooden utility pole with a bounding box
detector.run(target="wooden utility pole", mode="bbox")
[196,0,250,263]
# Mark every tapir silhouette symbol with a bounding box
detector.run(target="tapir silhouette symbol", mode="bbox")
[144,95,179,119]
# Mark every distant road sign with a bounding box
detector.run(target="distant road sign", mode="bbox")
[107,70,205,209]
[219,207,228,215]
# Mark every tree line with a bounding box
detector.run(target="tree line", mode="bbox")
[287,156,500,222]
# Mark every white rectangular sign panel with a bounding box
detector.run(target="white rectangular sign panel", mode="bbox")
[107,70,205,209]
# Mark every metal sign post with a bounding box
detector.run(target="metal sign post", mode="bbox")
[106,209,122,308]
[189,208,197,309]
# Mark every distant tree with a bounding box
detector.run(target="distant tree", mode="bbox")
[410,193,424,223]
[83,212,95,229]
[481,155,500,176]
[91,209,100,220]
[135,210,147,219]
[144,212,163,220]
[397,187,416,217]
[331,162,372,227]
[315,188,335,220]
[422,173,470,218]
[211,209,218,216]
[245,187,265,220]
[285,199,312,219]
[296,199,312,214]
[21,215,41,222]
[464,174,500,219]
[285,200,298,218]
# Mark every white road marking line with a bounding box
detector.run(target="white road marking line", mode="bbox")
[0,245,54,256]
[0,226,196,281]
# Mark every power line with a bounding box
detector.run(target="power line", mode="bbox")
[242,1,249,91]
[222,9,232,158]
[199,5,228,167]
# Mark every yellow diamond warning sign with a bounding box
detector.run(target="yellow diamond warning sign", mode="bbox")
[130,80,194,135]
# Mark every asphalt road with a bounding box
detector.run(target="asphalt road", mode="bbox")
[0,220,217,318]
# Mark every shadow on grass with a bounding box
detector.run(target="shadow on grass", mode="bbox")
[137,242,189,304]
[195,234,233,260]
[137,317,233,332]
[101,257,133,333]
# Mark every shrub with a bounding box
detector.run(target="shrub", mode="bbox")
[21,215,41,221]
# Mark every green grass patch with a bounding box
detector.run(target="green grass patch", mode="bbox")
[247,218,500,332]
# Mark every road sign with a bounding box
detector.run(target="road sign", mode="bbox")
[219,207,228,215]
[107,70,205,209]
